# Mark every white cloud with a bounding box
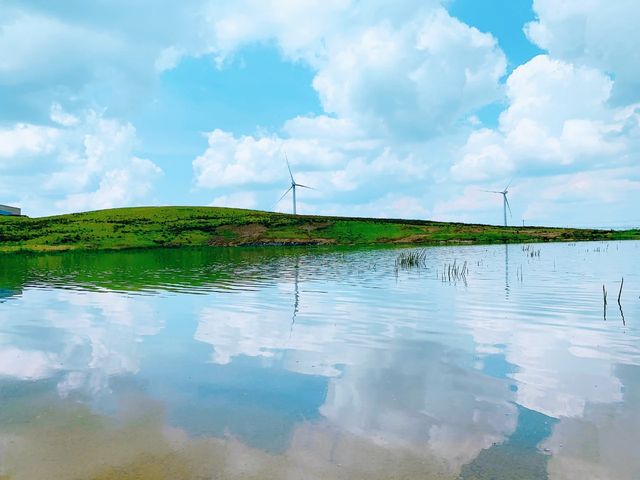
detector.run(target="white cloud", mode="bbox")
[2,1,639,226]
[0,11,122,86]
[154,46,185,72]
[193,129,286,189]
[520,169,640,226]
[0,108,162,216]
[436,166,640,228]
[526,0,640,105]
[452,55,634,181]
[1,0,510,219]
[192,117,447,218]
[319,194,432,220]
[441,55,640,226]
[192,2,639,226]
[0,123,59,160]
[312,8,506,140]
[50,103,79,127]
[188,1,510,219]
[282,115,372,148]
[501,56,613,131]
[432,186,500,221]
[57,157,162,213]
[450,129,512,182]
[204,0,352,64]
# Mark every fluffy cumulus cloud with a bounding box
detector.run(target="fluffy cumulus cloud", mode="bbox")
[0,123,59,158]
[191,1,507,217]
[526,0,640,105]
[8,0,495,218]
[443,54,640,226]
[2,0,639,225]
[435,0,640,227]
[310,7,506,139]
[0,107,162,216]
[451,55,634,181]
[190,0,639,226]
[193,116,444,216]
[193,116,371,191]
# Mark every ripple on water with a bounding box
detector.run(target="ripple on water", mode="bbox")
[0,242,639,479]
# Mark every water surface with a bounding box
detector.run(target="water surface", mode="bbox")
[1,242,639,479]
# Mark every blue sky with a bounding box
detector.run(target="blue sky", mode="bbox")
[0,0,638,227]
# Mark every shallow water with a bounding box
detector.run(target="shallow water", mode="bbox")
[1,242,639,479]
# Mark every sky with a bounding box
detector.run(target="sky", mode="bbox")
[0,0,639,228]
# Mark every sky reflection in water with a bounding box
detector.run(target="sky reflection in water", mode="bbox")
[0,242,639,479]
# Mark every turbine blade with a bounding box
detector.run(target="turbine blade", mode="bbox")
[285,153,295,183]
[295,183,315,190]
[505,195,513,217]
[277,186,293,203]
[481,190,502,194]
[504,177,514,191]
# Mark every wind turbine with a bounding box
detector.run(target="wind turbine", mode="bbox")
[277,154,313,215]
[483,180,512,227]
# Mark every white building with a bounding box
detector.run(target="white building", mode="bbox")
[0,204,21,216]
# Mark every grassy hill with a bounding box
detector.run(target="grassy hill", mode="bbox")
[0,206,638,253]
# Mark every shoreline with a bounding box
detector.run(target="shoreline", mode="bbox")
[1,206,638,254]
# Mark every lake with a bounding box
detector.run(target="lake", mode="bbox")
[0,242,639,479]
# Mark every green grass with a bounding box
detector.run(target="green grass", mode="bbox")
[0,206,638,253]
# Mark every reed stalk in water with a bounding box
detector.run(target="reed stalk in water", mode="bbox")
[618,277,624,305]
[395,249,428,269]
[441,260,469,282]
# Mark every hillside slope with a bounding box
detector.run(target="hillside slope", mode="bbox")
[0,206,637,253]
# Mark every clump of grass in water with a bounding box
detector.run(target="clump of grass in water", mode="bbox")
[441,259,469,282]
[395,249,428,270]
[522,244,541,257]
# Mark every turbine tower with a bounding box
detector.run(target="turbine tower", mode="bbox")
[483,181,512,227]
[278,154,313,215]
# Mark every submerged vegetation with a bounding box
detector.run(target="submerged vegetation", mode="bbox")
[0,206,638,253]
[395,249,429,269]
